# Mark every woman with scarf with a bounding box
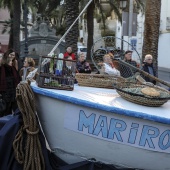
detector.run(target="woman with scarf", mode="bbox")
[19,57,37,81]
[0,53,20,116]
[76,52,91,73]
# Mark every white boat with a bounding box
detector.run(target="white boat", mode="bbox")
[31,82,170,170]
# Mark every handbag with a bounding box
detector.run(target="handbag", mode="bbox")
[0,94,6,112]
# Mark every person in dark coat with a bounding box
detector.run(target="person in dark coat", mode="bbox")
[0,55,21,116]
[3,49,19,71]
[76,52,91,74]
[119,50,138,78]
[142,54,156,84]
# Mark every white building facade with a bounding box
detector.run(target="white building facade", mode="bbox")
[115,0,170,82]
[158,0,170,82]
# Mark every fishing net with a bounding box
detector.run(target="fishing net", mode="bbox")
[113,82,170,107]
[91,36,170,88]
[90,36,170,106]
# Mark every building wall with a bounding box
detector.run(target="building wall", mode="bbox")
[116,1,170,70]
[158,0,170,69]
[157,0,170,82]
[116,11,144,65]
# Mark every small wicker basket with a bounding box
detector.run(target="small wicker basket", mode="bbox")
[114,82,170,107]
[75,73,125,89]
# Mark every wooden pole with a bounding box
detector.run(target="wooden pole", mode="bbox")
[117,59,170,88]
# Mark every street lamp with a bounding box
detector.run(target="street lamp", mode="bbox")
[119,0,127,9]
[24,0,28,57]
[119,0,127,52]
[100,0,111,13]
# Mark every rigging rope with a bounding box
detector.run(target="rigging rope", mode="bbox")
[13,82,45,170]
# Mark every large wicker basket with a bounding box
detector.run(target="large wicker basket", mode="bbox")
[75,73,125,89]
[114,82,170,107]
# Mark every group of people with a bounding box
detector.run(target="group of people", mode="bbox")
[63,46,156,85]
[0,45,157,117]
[0,46,92,117]
[122,51,156,84]
[97,50,156,85]
[0,49,37,116]
[63,46,91,74]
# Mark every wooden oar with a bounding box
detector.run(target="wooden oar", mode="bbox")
[116,59,170,88]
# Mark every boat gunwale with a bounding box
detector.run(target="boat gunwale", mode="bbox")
[31,84,170,125]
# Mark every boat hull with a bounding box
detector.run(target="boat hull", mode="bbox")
[35,93,170,170]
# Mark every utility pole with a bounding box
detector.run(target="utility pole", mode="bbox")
[24,0,28,57]
[128,0,133,37]
[121,20,125,52]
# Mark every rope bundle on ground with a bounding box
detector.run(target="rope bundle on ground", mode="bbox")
[13,82,45,170]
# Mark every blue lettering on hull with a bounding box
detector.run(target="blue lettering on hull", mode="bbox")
[78,110,170,153]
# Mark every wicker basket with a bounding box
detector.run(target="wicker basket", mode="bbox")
[114,82,170,107]
[75,73,125,89]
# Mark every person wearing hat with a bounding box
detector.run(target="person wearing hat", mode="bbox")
[124,50,137,67]
[119,50,137,78]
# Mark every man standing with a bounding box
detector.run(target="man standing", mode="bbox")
[120,50,137,78]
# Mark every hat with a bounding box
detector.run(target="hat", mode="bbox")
[125,50,133,54]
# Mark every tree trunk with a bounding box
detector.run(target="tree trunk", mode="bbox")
[86,0,95,61]
[65,0,80,58]
[142,0,161,76]
[8,12,13,49]
[13,0,21,54]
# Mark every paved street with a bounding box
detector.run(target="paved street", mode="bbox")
[158,68,170,89]
[158,69,170,82]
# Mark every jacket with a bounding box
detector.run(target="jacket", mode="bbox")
[76,60,91,74]
[142,62,156,84]
[19,67,37,81]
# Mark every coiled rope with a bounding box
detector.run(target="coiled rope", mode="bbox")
[13,82,45,170]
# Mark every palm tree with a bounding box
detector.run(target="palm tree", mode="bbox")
[0,0,14,49]
[0,0,22,53]
[0,0,61,53]
[30,0,61,15]
[65,0,80,56]
[13,0,21,53]
[47,5,66,36]
[86,0,95,61]
[84,0,145,61]
[142,0,161,76]
[85,0,121,61]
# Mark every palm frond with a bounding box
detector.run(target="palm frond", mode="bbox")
[1,19,12,34]
[0,0,14,11]
[135,0,145,14]
[96,1,106,32]
[109,0,122,22]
